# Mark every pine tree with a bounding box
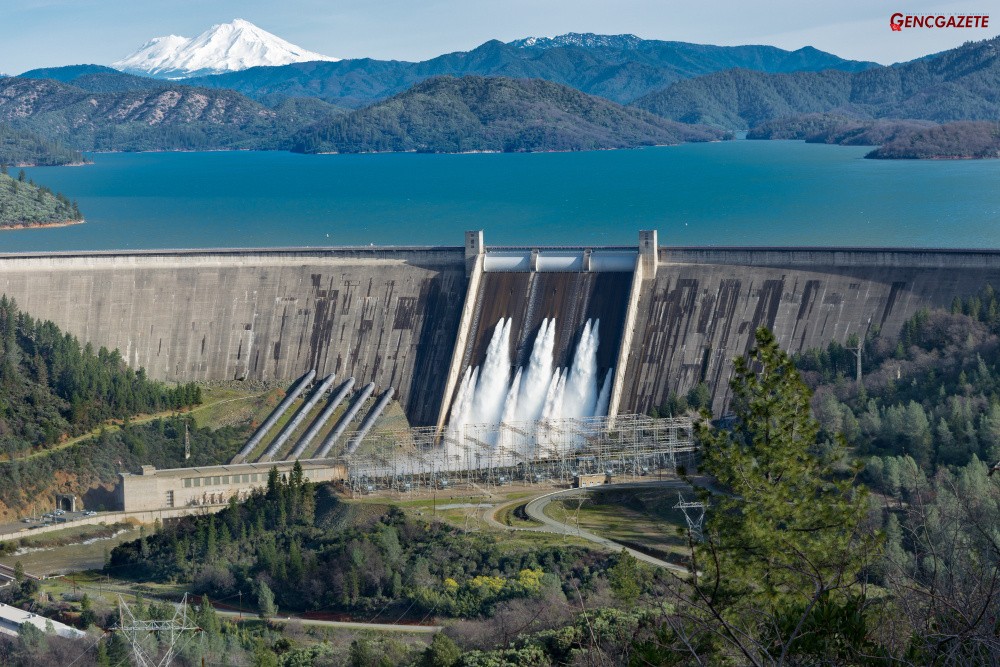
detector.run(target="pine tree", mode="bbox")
[678,327,879,665]
[197,596,221,635]
[95,639,111,667]
[607,548,643,605]
[256,580,277,620]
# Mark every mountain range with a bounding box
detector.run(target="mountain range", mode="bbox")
[633,36,1000,131]
[6,23,1000,159]
[0,75,338,152]
[172,31,878,107]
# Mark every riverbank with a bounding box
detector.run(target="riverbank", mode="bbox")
[0,218,84,231]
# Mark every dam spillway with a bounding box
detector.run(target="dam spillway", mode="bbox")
[463,271,632,380]
[5,238,1000,425]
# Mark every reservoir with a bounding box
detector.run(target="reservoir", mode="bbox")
[10,140,1000,251]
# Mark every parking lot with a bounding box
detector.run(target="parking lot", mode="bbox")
[2,510,101,537]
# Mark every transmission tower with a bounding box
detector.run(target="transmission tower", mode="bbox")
[673,492,706,543]
[116,593,201,667]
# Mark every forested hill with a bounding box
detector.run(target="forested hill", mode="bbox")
[291,75,729,154]
[796,284,1000,469]
[0,124,86,166]
[867,121,1000,159]
[632,69,853,130]
[181,35,877,107]
[633,35,1000,131]
[17,64,167,93]
[0,296,200,459]
[746,114,936,144]
[0,76,340,152]
[0,168,82,228]
[748,116,1000,159]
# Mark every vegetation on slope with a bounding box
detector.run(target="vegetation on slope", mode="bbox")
[17,64,167,93]
[0,296,200,458]
[797,285,1000,469]
[109,470,624,619]
[634,35,1000,131]
[747,113,936,145]
[0,124,86,166]
[789,299,1000,663]
[0,167,82,227]
[291,75,729,154]
[0,76,340,152]
[0,415,241,513]
[181,36,875,107]
[633,328,1000,664]
[867,120,1000,159]
[748,116,1000,159]
[632,68,854,130]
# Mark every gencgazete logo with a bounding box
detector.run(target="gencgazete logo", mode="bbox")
[890,13,990,30]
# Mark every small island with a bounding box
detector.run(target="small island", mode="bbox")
[0,167,84,230]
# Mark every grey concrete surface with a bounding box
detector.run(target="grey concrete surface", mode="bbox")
[0,248,466,426]
[214,609,442,634]
[5,243,1000,427]
[620,247,1000,415]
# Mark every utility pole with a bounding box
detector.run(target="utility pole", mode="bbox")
[849,339,863,388]
[674,493,706,543]
[184,422,190,461]
[116,593,201,667]
[848,318,872,389]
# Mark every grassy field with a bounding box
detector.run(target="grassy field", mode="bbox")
[545,487,691,560]
[0,524,141,576]
[190,385,279,431]
[493,500,543,528]
[348,486,588,549]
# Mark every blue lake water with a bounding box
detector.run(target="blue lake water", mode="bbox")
[9,141,1000,251]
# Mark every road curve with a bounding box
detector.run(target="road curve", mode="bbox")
[491,481,690,573]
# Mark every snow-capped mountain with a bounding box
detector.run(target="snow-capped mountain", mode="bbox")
[509,33,645,50]
[112,19,338,79]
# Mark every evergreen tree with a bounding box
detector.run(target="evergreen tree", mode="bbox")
[256,580,277,620]
[197,596,221,635]
[678,327,879,665]
[607,549,642,605]
[421,633,462,667]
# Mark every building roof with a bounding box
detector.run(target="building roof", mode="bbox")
[0,601,87,639]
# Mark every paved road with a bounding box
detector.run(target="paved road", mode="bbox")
[488,481,690,573]
[214,609,441,633]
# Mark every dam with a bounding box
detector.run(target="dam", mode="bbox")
[3,234,1000,426]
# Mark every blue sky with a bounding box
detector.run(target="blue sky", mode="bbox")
[2,0,996,75]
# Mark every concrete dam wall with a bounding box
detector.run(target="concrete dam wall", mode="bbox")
[3,238,1000,426]
[618,247,1000,414]
[0,248,466,426]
